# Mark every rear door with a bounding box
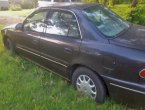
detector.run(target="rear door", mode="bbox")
[39,9,82,76]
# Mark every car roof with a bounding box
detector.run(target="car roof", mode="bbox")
[39,2,98,10]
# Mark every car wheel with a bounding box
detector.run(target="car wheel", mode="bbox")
[72,67,106,103]
[5,38,15,54]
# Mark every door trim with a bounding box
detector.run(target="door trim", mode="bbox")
[17,46,67,68]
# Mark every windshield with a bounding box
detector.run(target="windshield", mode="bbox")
[82,5,130,38]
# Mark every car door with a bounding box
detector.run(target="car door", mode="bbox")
[39,10,82,76]
[15,9,49,63]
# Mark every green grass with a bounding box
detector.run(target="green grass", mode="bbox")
[0,25,130,110]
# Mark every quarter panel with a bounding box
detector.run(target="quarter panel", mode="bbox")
[71,39,145,83]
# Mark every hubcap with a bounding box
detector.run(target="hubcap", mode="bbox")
[76,75,97,99]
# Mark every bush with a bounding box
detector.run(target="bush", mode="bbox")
[111,4,145,26]
[139,0,145,4]
[20,0,37,9]
[129,5,145,25]
[110,5,132,20]
[21,0,33,9]
[10,4,22,11]
[82,0,96,3]
[0,7,9,11]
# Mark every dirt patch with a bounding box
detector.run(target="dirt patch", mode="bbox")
[0,16,24,26]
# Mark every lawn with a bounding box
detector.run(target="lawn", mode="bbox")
[0,24,129,110]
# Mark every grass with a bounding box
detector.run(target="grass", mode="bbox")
[0,25,131,110]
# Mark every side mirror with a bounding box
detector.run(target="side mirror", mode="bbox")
[15,23,23,30]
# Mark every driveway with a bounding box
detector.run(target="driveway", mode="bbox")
[0,16,24,26]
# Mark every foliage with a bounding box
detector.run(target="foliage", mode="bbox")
[9,4,22,11]
[9,0,37,9]
[83,0,144,6]
[129,5,145,25]
[139,0,145,4]
[82,0,96,3]
[110,4,145,26]
[20,0,38,9]
[20,0,33,9]
[110,5,132,20]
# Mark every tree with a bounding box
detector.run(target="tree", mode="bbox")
[103,0,107,5]
[96,0,99,3]
[32,0,38,8]
[109,0,115,6]
[131,0,138,7]
[111,0,115,6]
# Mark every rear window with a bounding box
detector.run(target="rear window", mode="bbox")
[82,5,130,38]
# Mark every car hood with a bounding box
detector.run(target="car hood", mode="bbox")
[111,24,145,51]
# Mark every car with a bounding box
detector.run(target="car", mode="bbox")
[1,3,145,107]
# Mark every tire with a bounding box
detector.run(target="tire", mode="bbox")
[72,67,106,103]
[5,38,15,54]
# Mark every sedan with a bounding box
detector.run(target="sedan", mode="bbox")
[1,3,145,107]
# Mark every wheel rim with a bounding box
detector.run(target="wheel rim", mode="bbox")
[76,75,97,99]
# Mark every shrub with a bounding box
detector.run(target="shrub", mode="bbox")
[129,5,145,25]
[20,0,37,9]
[10,4,22,11]
[110,4,145,26]
[82,0,96,3]
[110,5,132,20]
[20,0,33,9]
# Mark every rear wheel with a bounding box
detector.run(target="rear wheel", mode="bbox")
[72,67,106,103]
[5,38,15,54]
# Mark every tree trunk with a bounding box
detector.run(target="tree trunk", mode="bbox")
[103,0,107,5]
[112,0,115,6]
[96,0,99,3]
[131,0,138,7]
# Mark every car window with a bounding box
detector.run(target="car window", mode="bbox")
[83,6,129,38]
[68,16,80,38]
[45,10,80,38]
[24,10,48,32]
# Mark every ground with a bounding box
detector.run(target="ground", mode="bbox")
[0,9,33,25]
[0,16,23,26]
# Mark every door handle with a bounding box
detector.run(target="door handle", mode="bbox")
[64,47,73,54]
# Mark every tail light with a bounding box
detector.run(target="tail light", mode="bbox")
[139,69,145,78]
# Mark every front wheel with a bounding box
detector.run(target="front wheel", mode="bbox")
[72,67,106,103]
[5,38,15,54]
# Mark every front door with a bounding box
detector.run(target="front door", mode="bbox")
[15,9,48,63]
